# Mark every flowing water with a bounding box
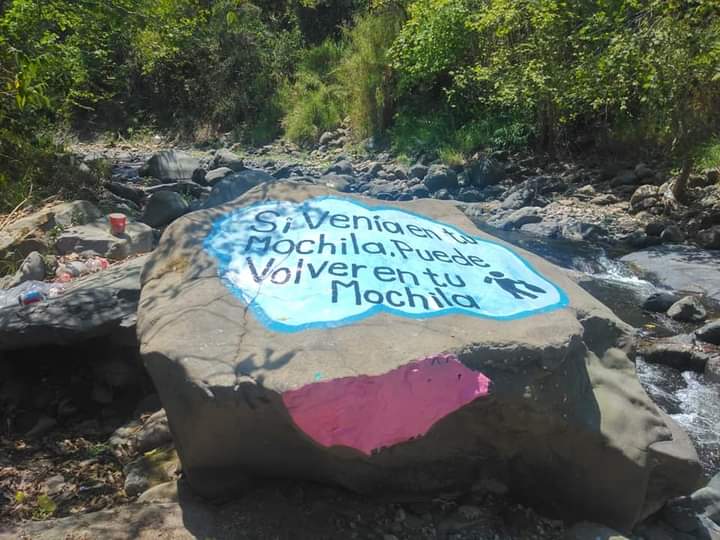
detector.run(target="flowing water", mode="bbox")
[475,224,720,476]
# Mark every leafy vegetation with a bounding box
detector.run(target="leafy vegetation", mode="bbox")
[1,0,719,211]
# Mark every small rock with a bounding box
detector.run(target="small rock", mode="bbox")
[123,447,179,497]
[423,165,458,191]
[667,296,707,322]
[137,480,179,503]
[696,320,720,345]
[663,497,702,533]
[631,185,661,211]
[646,221,668,237]
[638,337,710,372]
[205,167,234,186]
[318,131,336,146]
[611,170,639,187]
[325,160,353,176]
[661,225,685,243]
[468,158,505,188]
[136,409,173,453]
[211,149,244,172]
[591,194,618,205]
[141,150,199,181]
[697,226,720,249]
[4,251,45,288]
[635,163,655,180]
[408,163,429,180]
[643,292,682,313]
[141,191,189,228]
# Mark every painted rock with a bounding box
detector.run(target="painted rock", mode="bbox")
[137,182,701,531]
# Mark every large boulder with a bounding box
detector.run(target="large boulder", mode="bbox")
[621,246,720,302]
[141,150,200,181]
[138,182,701,531]
[203,169,274,208]
[0,255,147,351]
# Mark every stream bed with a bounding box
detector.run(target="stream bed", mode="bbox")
[476,224,720,476]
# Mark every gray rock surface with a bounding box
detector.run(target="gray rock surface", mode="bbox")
[696,320,720,345]
[468,158,505,188]
[320,174,352,193]
[1,251,45,288]
[142,150,200,181]
[211,149,244,172]
[667,296,707,323]
[0,255,148,351]
[142,191,189,228]
[138,182,701,531]
[203,169,275,208]
[204,167,234,186]
[637,335,711,372]
[0,200,103,259]
[564,522,628,539]
[423,165,458,192]
[643,292,682,313]
[55,219,154,260]
[621,246,720,302]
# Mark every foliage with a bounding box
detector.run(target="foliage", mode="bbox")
[391,0,720,155]
[337,7,405,138]
[280,39,346,145]
[695,137,720,171]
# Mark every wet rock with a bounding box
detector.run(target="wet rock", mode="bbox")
[562,221,606,242]
[646,221,667,237]
[696,320,720,346]
[637,336,710,372]
[55,219,154,260]
[423,165,458,192]
[211,149,244,172]
[620,246,720,303]
[138,181,700,530]
[667,296,707,323]
[643,292,682,313]
[141,150,199,181]
[706,357,720,383]
[468,158,505,188]
[590,194,619,206]
[0,255,147,351]
[520,221,562,238]
[142,191,189,228]
[204,169,275,208]
[204,167,234,186]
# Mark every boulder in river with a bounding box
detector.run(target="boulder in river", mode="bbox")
[138,182,701,531]
[667,296,707,323]
[621,245,720,303]
[696,320,720,346]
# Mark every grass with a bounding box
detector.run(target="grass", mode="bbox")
[695,136,720,171]
[389,107,534,165]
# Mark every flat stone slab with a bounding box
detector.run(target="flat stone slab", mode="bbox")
[138,182,701,530]
[55,219,154,260]
[0,255,148,351]
[621,245,720,302]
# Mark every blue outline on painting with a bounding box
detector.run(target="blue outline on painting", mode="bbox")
[204,196,569,333]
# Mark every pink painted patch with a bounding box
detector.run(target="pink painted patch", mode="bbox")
[281,354,491,455]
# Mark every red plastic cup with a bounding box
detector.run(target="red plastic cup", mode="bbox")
[109,213,127,236]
